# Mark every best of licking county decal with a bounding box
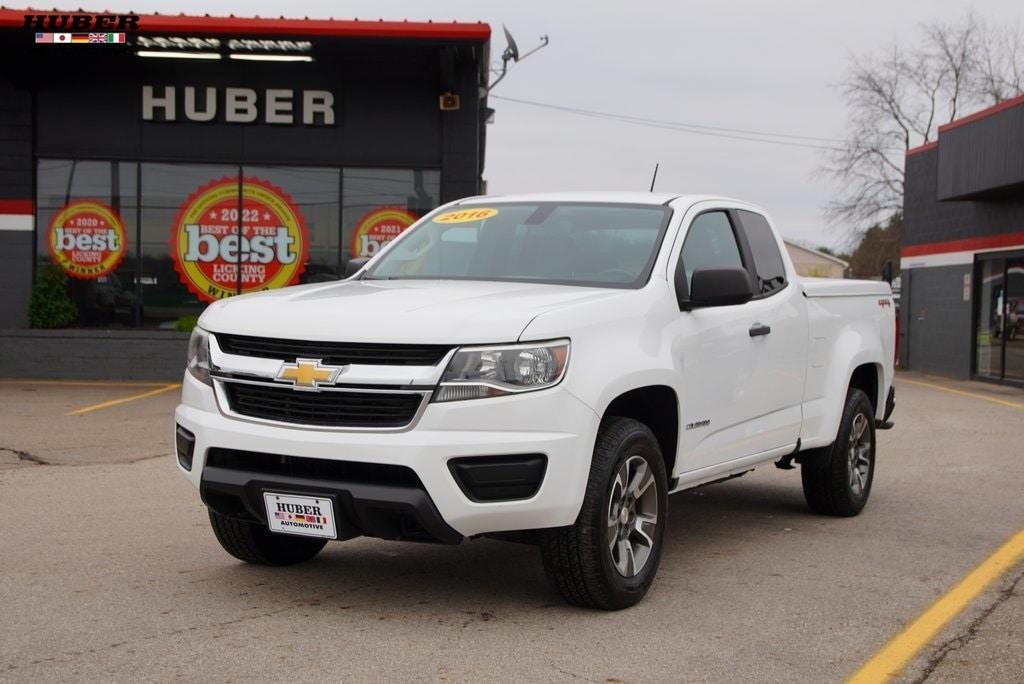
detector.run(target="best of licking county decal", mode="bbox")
[47,199,128,279]
[350,207,418,258]
[171,177,309,302]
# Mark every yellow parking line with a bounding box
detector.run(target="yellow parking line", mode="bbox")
[847,529,1024,683]
[898,378,1024,410]
[0,379,171,387]
[66,383,181,416]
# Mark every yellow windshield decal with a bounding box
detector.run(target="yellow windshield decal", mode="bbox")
[433,208,499,224]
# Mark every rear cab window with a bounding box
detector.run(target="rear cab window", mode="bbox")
[736,210,787,296]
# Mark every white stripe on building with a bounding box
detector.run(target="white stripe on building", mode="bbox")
[0,214,33,231]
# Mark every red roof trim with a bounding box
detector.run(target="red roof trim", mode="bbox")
[0,199,32,214]
[937,93,1024,134]
[0,8,490,41]
[901,231,1024,257]
[905,141,938,157]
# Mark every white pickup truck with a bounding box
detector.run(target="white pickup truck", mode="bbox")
[175,192,895,610]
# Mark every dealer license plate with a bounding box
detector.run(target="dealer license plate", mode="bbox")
[263,492,337,539]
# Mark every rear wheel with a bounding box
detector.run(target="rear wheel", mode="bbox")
[801,388,876,516]
[540,417,668,610]
[208,510,327,565]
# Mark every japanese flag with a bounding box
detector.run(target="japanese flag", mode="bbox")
[54,33,71,43]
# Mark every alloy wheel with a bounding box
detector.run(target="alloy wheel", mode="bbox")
[847,412,872,496]
[607,454,659,577]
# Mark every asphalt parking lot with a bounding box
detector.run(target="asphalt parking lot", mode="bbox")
[1,374,1021,682]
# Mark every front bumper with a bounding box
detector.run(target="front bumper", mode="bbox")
[175,372,600,539]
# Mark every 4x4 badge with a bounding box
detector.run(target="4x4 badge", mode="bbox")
[275,358,345,391]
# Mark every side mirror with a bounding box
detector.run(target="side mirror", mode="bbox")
[345,257,370,278]
[688,267,755,308]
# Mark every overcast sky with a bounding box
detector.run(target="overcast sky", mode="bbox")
[121,0,1021,249]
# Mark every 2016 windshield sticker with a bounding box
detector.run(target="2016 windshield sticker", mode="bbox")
[432,207,499,224]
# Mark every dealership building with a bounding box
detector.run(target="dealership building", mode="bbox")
[0,8,490,377]
[901,95,1024,386]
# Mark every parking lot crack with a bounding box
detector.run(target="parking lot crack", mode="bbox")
[913,569,1023,683]
[0,446,49,466]
[126,452,171,464]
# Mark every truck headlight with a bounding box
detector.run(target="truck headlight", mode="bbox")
[434,340,570,402]
[186,327,213,387]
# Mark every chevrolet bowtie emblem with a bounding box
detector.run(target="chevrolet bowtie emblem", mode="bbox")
[275,358,345,391]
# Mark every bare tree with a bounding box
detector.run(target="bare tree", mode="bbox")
[823,13,1023,237]
[973,24,1024,102]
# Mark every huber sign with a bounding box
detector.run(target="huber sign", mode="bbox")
[171,177,309,302]
[47,200,127,279]
[142,86,335,125]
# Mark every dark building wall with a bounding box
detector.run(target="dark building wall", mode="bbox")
[899,264,973,378]
[903,147,1024,254]
[25,42,475,170]
[902,149,976,378]
[0,329,187,380]
[937,99,1024,201]
[0,76,33,328]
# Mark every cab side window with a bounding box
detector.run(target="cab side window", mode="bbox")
[737,210,787,295]
[678,211,744,291]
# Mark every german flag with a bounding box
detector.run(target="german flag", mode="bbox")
[70,34,90,43]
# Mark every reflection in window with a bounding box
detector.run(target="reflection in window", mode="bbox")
[680,211,744,289]
[35,160,441,328]
[342,168,440,272]
[245,166,340,283]
[141,163,237,327]
[35,160,138,327]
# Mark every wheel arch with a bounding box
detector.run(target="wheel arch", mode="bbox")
[601,385,679,478]
[848,361,882,414]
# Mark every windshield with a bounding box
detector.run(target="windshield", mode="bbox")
[363,202,672,288]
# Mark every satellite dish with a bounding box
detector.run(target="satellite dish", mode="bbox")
[502,24,520,63]
[486,27,548,93]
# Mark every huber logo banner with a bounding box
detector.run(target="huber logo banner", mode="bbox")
[350,207,418,258]
[47,199,127,279]
[170,177,309,302]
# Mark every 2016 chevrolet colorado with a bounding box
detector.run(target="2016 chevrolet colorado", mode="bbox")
[175,193,896,610]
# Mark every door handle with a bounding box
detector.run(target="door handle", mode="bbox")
[749,323,771,337]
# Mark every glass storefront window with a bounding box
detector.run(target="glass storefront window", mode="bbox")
[35,160,441,329]
[342,168,440,272]
[974,254,1024,383]
[141,163,237,327]
[244,166,341,283]
[35,160,138,327]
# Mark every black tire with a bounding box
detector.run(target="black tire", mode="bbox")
[801,388,876,517]
[540,417,668,610]
[208,510,327,566]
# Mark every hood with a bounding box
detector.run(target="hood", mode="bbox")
[199,279,631,344]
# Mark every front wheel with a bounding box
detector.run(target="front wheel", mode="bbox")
[208,510,327,566]
[540,417,668,610]
[801,388,876,517]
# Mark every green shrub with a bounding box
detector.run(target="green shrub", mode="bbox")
[174,315,200,332]
[27,265,77,328]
